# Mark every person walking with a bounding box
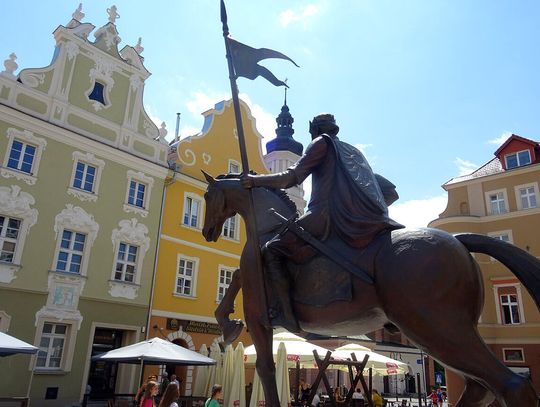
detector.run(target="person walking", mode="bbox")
[140,381,159,407]
[158,382,180,407]
[371,389,383,407]
[205,384,223,407]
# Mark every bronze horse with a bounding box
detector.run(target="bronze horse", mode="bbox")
[201,173,540,407]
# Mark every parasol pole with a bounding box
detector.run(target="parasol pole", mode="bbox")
[220,0,270,328]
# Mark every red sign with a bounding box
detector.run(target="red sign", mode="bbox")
[234,401,240,406]
[386,369,398,375]
[386,362,398,368]
[287,355,300,362]
[258,401,266,407]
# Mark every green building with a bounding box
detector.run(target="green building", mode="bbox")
[0,5,168,406]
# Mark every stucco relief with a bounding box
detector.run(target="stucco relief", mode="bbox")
[54,204,99,246]
[178,148,196,167]
[108,218,150,299]
[0,185,38,283]
[65,41,80,61]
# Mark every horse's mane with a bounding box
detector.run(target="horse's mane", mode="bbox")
[216,173,297,213]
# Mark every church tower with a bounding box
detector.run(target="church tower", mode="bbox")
[264,91,306,213]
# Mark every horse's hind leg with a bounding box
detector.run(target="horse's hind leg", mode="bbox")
[455,377,495,407]
[400,323,537,406]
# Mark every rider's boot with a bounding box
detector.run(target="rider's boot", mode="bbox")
[263,248,300,333]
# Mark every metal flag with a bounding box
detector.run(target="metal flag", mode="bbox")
[221,0,298,87]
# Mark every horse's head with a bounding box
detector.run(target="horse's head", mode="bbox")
[201,171,238,242]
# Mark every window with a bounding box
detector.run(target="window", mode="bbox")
[73,162,96,192]
[183,196,201,228]
[128,181,146,208]
[36,323,67,369]
[1,128,46,186]
[503,348,525,362]
[176,257,196,296]
[217,267,234,302]
[0,216,21,263]
[514,183,539,211]
[123,171,154,218]
[500,294,520,324]
[114,243,138,283]
[7,140,36,174]
[491,233,510,243]
[229,160,240,174]
[505,150,531,169]
[55,230,86,274]
[222,216,238,239]
[88,81,106,105]
[489,192,507,214]
[519,186,537,209]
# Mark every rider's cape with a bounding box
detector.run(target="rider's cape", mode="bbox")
[324,135,404,248]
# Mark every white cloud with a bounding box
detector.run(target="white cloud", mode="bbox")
[488,131,512,145]
[238,93,276,149]
[180,125,201,139]
[279,4,320,28]
[354,143,377,165]
[186,91,228,118]
[389,195,448,229]
[454,157,478,176]
[302,175,312,202]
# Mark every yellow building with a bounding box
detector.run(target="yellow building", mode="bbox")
[430,134,540,402]
[147,99,268,395]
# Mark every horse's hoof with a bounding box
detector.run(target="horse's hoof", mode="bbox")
[221,319,244,345]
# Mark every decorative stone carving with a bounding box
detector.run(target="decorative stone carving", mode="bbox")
[111,218,150,253]
[158,122,168,143]
[65,41,80,61]
[1,53,18,79]
[94,24,121,52]
[202,153,212,165]
[144,120,159,139]
[70,22,95,40]
[134,37,144,55]
[54,204,99,246]
[129,74,142,92]
[0,186,38,283]
[86,56,115,110]
[72,3,85,21]
[19,72,45,88]
[67,188,97,202]
[108,280,139,300]
[107,5,120,24]
[178,148,196,166]
[109,218,149,299]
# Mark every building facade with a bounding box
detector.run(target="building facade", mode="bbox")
[147,99,269,395]
[0,6,168,406]
[429,134,540,402]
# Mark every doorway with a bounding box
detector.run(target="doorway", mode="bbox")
[87,328,125,399]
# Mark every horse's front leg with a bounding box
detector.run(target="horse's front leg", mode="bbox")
[214,268,244,345]
[240,251,280,407]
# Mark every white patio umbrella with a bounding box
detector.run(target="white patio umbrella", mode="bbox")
[275,342,291,407]
[227,342,246,407]
[244,332,335,368]
[249,367,265,407]
[222,344,235,406]
[0,331,39,402]
[206,343,223,395]
[0,331,38,356]
[332,343,408,375]
[193,344,210,397]
[92,337,216,365]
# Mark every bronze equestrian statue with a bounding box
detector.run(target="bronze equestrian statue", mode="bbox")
[201,114,540,407]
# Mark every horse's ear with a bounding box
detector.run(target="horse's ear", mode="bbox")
[201,170,216,185]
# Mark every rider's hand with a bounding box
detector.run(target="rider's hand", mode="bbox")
[241,174,256,189]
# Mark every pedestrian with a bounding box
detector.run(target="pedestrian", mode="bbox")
[140,380,159,407]
[205,384,223,407]
[371,389,383,407]
[436,388,443,407]
[311,392,320,407]
[427,389,438,407]
[158,382,180,407]
[160,373,170,397]
[136,376,158,406]
[352,388,364,407]
[170,374,180,388]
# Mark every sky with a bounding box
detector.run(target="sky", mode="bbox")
[1,1,539,227]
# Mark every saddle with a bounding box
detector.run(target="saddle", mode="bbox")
[285,232,388,307]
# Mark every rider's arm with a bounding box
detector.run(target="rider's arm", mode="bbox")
[248,136,328,189]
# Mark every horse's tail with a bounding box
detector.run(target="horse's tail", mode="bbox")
[455,233,540,310]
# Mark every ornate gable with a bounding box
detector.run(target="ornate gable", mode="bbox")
[0,4,167,166]
[172,99,269,181]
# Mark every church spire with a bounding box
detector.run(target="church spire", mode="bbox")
[266,88,303,155]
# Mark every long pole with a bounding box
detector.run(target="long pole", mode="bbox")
[221,0,270,328]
